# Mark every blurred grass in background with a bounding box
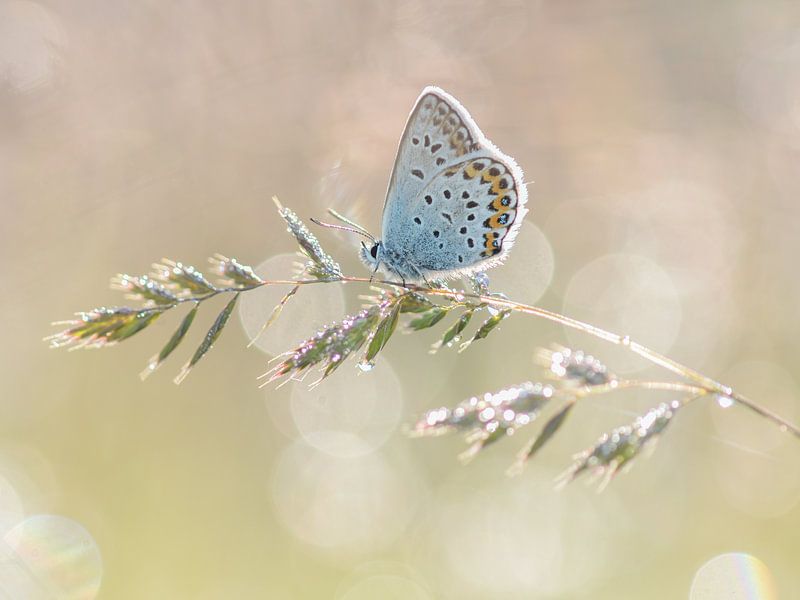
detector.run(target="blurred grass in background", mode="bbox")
[1,1,799,598]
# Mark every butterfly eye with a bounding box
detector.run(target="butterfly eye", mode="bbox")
[370,243,379,259]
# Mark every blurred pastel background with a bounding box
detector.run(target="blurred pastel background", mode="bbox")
[2,1,800,598]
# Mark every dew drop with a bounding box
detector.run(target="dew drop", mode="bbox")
[716,395,734,409]
[479,407,495,422]
[358,361,375,373]
[621,335,631,346]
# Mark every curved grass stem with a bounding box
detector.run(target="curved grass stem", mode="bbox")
[246,274,800,440]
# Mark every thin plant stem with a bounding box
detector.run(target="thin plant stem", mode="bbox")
[574,380,708,397]
[145,273,800,439]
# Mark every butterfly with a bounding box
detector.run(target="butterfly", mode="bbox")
[321,86,529,283]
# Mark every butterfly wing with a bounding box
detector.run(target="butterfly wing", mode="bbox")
[381,86,528,278]
[405,156,528,277]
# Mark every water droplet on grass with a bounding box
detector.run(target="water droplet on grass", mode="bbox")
[716,395,734,409]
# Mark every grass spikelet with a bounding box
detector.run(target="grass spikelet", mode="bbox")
[408,306,449,331]
[273,196,342,279]
[152,259,216,296]
[264,304,383,385]
[47,307,163,350]
[141,304,199,380]
[539,346,615,387]
[399,293,436,314]
[363,300,402,366]
[431,310,474,352]
[468,272,490,295]
[410,382,554,462]
[458,308,511,352]
[111,274,177,306]
[208,254,264,288]
[556,400,682,491]
[247,285,299,349]
[512,401,576,473]
[174,294,239,384]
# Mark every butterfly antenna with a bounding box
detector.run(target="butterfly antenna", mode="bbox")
[309,218,375,241]
[327,209,375,239]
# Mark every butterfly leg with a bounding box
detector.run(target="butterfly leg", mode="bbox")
[405,261,429,288]
[369,260,381,283]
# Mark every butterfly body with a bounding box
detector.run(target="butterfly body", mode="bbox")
[359,86,528,282]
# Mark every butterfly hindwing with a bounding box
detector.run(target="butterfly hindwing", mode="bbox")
[389,155,526,276]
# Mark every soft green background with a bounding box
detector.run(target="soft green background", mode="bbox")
[2,1,799,598]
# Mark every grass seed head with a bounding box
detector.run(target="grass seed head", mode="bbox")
[151,259,217,296]
[273,197,342,280]
[111,274,178,306]
[208,254,264,288]
[47,307,163,350]
[540,346,615,387]
[558,400,682,490]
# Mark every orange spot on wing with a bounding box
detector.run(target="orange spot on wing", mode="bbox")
[490,178,507,195]
[480,164,516,215]
[444,166,459,177]
[482,231,500,252]
[464,163,481,179]
[491,195,511,212]
[486,213,513,229]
